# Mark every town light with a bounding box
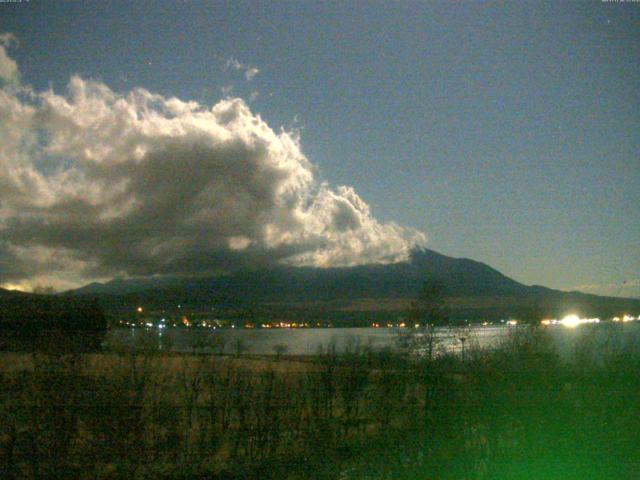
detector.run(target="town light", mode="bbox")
[560,314,580,328]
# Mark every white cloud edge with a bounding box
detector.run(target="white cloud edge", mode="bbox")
[0,39,426,291]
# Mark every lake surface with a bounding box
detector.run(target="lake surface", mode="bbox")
[104,322,640,359]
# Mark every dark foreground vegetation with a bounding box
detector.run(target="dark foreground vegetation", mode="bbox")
[1,325,639,479]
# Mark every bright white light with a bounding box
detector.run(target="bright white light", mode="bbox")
[507,320,518,326]
[560,314,581,328]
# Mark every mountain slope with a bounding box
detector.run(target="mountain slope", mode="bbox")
[66,248,640,321]
[67,249,528,299]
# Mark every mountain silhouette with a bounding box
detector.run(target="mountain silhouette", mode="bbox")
[67,248,640,322]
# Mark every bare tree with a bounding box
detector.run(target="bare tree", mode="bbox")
[403,279,450,359]
[233,338,248,358]
[273,343,288,360]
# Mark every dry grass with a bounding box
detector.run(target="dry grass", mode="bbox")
[2,327,640,479]
[0,351,316,375]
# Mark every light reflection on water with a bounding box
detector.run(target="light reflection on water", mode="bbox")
[104,323,640,358]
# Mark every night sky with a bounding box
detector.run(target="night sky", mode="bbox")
[0,1,638,297]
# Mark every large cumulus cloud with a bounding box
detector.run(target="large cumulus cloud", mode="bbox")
[0,42,425,288]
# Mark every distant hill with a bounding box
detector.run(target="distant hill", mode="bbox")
[66,248,640,322]
[0,291,107,331]
[0,291,108,351]
[72,277,179,296]
[0,287,28,298]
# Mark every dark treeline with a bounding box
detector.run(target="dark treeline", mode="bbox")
[91,292,635,329]
[0,294,106,331]
[0,294,107,352]
[1,324,640,479]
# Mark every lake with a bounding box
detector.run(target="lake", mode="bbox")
[104,322,640,359]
